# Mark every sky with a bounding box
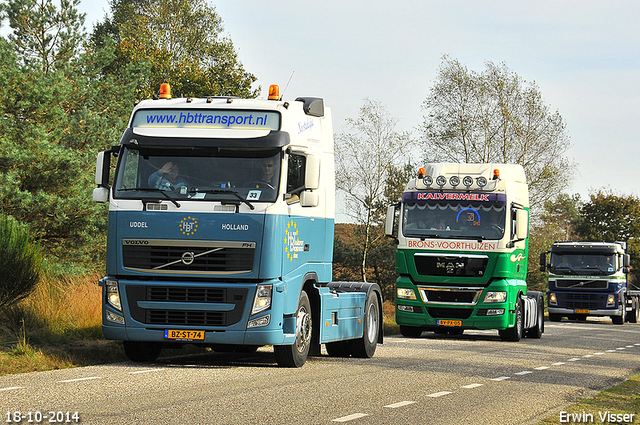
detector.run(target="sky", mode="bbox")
[80,1,640,217]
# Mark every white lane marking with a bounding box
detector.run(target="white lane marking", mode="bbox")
[568,358,581,361]
[0,386,24,391]
[57,376,101,383]
[384,401,416,408]
[461,383,483,389]
[534,366,550,370]
[553,362,566,366]
[583,355,594,358]
[626,345,634,348]
[594,352,605,355]
[515,371,532,375]
[635,343,640,346]
[606,350,617,353]
[491,376,510,381]
[129,368,164,374]
[616,347,626,350]
[332,413,368,422]
[427,391,453,397]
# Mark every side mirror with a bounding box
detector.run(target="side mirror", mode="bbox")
[514,208,528,240]
[539,252,547,272]
[300,191,319,207]
[93,150,112,203]
[385,205,396,236]
[304,154,320,190]
[623,254,630,268]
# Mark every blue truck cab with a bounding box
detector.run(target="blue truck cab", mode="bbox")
[541,241,640,324]
[92,84,382,367]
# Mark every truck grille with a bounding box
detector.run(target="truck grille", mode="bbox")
[414,253,488,277]
[427,307,472,319]
[126,285,247,327]
[418,286,482,305]
[555,279,609,289]
[121,239,255,275]
[559,293,607,310]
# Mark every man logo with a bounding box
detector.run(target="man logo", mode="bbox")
[180,216,198,235]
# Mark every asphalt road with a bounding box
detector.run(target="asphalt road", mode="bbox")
[2,318,639,424]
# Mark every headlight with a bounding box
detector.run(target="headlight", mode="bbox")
[484,291,507,303]
[251,284,273,315]
[105,278,122,311]
[607,294,616,307]
[397,288,417,300]
[549,293,557,305]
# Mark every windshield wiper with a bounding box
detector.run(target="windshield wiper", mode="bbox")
[192,189,255,210]
[119,187,181,208]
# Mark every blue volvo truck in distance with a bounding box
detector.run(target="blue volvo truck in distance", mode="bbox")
[92,84,383,367]
[540,241,640,324]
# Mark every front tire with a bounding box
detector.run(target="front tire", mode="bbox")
[274,291,312,367]
[499,297,523,342]
[612,295,626,325]
[526,293,544,339]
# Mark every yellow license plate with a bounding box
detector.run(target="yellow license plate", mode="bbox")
[574,309,590,314]
[437,319,462,327]
[164,330,205,341]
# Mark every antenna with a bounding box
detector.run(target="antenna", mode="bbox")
[281,71,295,100]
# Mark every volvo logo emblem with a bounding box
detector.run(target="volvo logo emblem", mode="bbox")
[181,251,195,265]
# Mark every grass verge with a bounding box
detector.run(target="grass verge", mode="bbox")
[538,373,640,424]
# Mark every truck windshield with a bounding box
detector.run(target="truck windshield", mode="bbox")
[402,193,507,240]
[550,253,617,275]
[113,145,281,203]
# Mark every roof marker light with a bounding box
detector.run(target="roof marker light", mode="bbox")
[493,169,500,180]
[159,83,171,99]
[268,84,280,100]
[418,167,426,179]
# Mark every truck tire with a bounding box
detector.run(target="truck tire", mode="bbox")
[526,293,544,339]
[612,295,626,325]
[274,291,312,367]
[123,341,162,362]
[400,325,422,338]
[629,297,639,324]
[348,291,380,358]
[499,297,523,342]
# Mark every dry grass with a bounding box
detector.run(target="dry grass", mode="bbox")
[0,272,125,375]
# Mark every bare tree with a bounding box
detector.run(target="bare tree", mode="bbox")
[335,99,413,282]
[421,56,574,213]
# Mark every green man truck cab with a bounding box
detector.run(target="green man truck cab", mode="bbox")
[385,163,544,341]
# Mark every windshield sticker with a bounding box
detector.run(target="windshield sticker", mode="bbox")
[247,190,262,201]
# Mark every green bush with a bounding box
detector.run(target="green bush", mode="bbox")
[0,215,42,310]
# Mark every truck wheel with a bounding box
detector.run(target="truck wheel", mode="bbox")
[348,291,380,358]
[400,325,422,338]
[526,293,544,339]
[123,341,162,362]
[499,298,523,342]
[629,298,639,324]
[274,291,312,367]
[612,295,626,325]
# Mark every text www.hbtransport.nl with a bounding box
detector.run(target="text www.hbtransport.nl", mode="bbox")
[144,112,271,127]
